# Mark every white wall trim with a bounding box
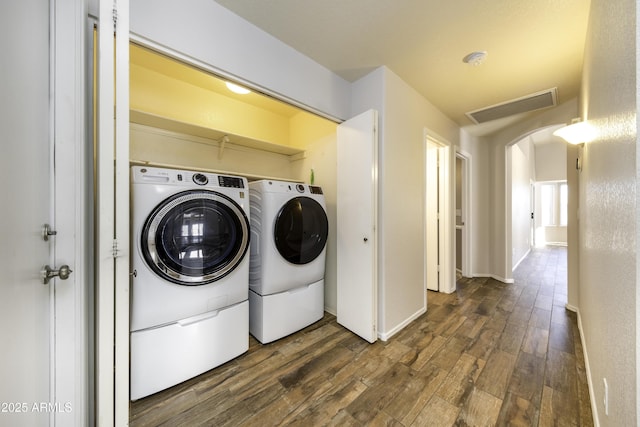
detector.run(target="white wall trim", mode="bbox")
[564,303,578,312]
[95,2,116,424]
[378,307,427,341]
[324,307,337,317]
[114,2,131,423]
[512,248,531,272]
[574,307,601,427]
[471,273,515,284]
[53,0,89,424]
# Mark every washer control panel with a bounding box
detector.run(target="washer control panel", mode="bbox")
[192,173,209,186]
[218,176,245,188]
[133,166,247,190]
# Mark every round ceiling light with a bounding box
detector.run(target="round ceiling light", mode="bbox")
[462,51,488,66]
[225,82,251,95]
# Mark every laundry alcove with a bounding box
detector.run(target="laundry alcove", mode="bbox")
[128,42,341,315]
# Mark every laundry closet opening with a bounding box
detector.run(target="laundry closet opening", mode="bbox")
[128,43,341,396]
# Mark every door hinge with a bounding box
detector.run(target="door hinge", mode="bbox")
[112,4,118,32]
[112,239,120,258]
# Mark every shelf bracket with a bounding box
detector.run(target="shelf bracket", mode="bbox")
[218,135,229,160]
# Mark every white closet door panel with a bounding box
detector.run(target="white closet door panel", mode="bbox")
[336,109,378,343]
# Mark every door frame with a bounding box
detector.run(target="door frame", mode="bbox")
[425,138,440,291]
[424,132,454,294]
[95,0,130,425]
[52,0,90,424]
[530,182,536,248]
[456,150,472,278]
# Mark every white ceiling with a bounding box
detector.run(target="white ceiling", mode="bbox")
[214,0,591,134]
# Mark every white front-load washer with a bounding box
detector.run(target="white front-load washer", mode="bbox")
[130,166,250,400]
[248,179,328,343]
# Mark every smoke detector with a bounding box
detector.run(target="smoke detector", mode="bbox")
[462,51,488,66]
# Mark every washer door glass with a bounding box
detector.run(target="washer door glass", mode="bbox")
[274,197,328,265]
[141,190,249,285]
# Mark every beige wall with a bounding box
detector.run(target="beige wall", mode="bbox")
[535,140,567,181]
[578,0,638,424]
[352,66,460,338]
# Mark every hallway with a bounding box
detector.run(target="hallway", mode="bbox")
[131,245,593,426]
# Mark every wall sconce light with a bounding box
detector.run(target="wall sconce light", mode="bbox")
[552,118,595,145]
[553,118,590,172]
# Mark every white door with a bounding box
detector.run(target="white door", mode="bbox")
[336,109,378,343]
[425,140,440,291]
[1,1,86,426]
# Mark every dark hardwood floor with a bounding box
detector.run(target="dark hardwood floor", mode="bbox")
[130,246,593,426]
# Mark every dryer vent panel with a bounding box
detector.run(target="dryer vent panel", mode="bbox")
[466,88,558,124]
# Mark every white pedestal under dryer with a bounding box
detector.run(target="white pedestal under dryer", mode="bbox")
[248,179,329,343]
[129,166,251,400]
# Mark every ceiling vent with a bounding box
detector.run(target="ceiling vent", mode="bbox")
[466,87,558,124]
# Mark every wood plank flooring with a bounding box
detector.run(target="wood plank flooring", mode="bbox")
[130,246,593,426]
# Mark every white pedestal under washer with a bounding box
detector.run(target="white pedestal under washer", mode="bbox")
[130,166,250,400]
[248,179,328,343]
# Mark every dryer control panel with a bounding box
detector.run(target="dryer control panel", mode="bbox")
[309,186,323,195]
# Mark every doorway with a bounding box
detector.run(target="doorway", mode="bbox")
[425,136,451,292]
[505,125,570,302]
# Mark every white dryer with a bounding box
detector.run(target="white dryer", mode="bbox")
[249,179,328,343]
[130,166,250,400]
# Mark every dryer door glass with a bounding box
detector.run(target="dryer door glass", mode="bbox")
[274,197,328,264]
[141,190,250,285]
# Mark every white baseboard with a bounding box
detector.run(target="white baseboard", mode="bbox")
[565,303,578,312]
[575,308,600,427]
[378,306,426,342]
[512,248,531,272]
[470,273,515,284]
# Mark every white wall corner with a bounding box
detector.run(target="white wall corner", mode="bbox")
[378,306,426,341]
